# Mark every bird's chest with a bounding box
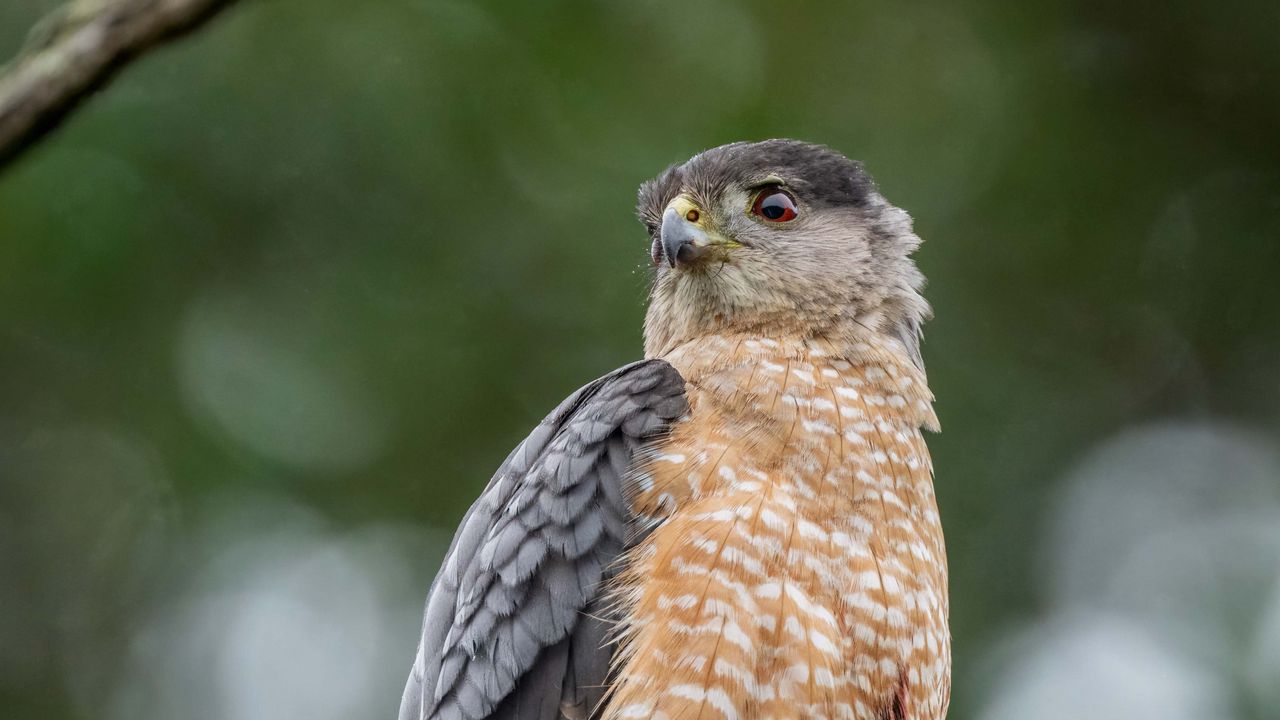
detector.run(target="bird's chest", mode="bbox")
[612,336,950,719]
[633,336,941,535]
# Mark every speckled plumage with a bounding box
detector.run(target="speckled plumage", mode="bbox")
[606,332,946,720]
[401,139,948,720]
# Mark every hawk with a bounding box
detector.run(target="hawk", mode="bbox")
[400,139,948,720]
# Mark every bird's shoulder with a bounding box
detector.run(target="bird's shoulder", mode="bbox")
[399,359,688,720]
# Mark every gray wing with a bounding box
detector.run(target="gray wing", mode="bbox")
[399,359,687,720]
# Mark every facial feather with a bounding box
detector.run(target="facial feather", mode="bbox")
[638,139,930,364]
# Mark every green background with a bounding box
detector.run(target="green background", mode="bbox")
[2,1,1278,719]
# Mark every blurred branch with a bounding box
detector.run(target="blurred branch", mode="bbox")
[0,0,240,172]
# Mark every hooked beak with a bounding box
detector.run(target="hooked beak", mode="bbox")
[660,207,712,268]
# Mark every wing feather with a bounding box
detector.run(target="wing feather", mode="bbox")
[399,359,687,720]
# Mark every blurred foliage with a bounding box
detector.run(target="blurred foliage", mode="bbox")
[1,1,1278,719]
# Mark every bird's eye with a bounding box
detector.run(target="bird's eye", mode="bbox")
[751,188,798,222]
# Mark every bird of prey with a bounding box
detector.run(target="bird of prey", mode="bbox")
[400,139,948,720]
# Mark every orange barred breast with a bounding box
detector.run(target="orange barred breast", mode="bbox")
[602,333,949,720]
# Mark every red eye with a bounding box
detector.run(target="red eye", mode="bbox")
[751,188,798,222]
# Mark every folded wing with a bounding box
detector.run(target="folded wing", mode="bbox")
[400,360,687,720]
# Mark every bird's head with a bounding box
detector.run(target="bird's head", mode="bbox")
[638,139,930,367]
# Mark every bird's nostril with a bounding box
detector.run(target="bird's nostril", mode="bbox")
[685,209,700,223]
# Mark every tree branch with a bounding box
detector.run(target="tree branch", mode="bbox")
[0,0,240,172]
